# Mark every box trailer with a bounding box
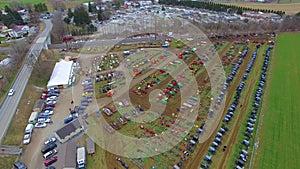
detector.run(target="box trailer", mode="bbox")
[77,147,86,169]
[28,112,38,124]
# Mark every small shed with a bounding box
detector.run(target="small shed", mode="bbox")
[33,99,44,112]
[86,137,95,155]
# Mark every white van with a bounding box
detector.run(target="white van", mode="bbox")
[25,124,34,134]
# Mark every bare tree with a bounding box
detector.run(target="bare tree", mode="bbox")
[29,11,41,24]
[10,42,29,66]
[51,11,68,44]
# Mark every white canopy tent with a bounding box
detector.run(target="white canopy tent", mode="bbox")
[47,60,74,88]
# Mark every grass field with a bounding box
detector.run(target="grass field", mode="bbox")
[221,2,300,14]
[0,0,46,8]
[253,33,300,169]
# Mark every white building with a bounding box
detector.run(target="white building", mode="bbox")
[47,60,75,88]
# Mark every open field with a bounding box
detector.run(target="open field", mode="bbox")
[0,0,46,8]
[0,0,90,11]
[221,2,300,14]
[253,33,300,169]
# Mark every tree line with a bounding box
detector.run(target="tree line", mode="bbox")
[159,0,285,16]
[34,3,48,13]
[0,6,24,27]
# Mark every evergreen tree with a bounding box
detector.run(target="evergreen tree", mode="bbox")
[88,2,93,13]
[73,7,91,26]
[1,6,23,27]
[237,8,243,15]
[97,9,102,22]
[67,8,74,18]
[64,17,71,24]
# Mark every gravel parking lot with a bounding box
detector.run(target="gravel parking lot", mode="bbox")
[21,52,108,169]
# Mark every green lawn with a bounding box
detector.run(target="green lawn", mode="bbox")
[254,33,300,169]
[0,54,7,60]
[0,0,46,8]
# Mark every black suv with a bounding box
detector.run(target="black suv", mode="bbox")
[41,143,57,154]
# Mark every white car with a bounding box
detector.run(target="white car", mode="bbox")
[46,96,57,101]
[46,100,56,105]
[38,118,51,123]
[23,134,31,144]
[44,110,54,115]
[35,122,47,128]
[8,89,14,96]
[44,137,56,145]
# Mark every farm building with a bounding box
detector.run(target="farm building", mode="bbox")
[55,119,84,143]
[33,99,44,112]
[47,60,75,88]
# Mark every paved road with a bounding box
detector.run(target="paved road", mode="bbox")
[0,19,53,145]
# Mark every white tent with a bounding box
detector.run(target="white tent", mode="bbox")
[47,60,74,88]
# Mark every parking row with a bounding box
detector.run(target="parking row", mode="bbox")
[201,45,262,168]
[23,87,60,145]
[234,46,273,169]
[226,46,249,83]
[63,78,93,124]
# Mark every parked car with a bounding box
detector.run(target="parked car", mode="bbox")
[64,116,73,124]
[43,149,57,159]
[44,110,54,115]
[8,88,15,96]
[23,134,31,145]
[38,118,51,123]
[41,143,57,154]
[118,117,127,125]
[110,121,120,130]
[44,156,58,167]
[46,96,57,101]
[13,161,27,169]
[44,137,56,145]
[103,108,112,116]
[45,100,56,105]
[35,122,47,128]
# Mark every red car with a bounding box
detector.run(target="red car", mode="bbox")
[44,156,58,166]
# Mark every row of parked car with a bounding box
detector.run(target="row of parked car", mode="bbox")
[40,87,61,169]
[103,98,146,132]
[41,137,58,168]
[63,78,94,124]
[226,46,249,83]
[38,87,61,127]
[201,45,262,168]
[216,46,249,106]
[234,46,273,169]
[22,88,60,145]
